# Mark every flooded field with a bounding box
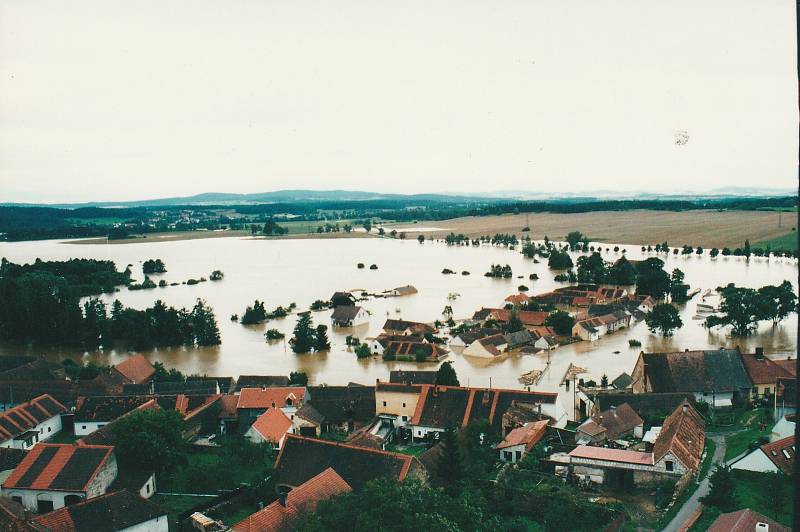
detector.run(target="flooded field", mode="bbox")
[0,236,796,394]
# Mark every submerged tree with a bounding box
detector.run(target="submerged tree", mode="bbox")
[290,312,316,353]
[645,303,683,337]
[435,361,460,386]
[314,324,331,351]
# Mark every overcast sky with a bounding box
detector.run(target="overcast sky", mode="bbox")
[0,1,797,203]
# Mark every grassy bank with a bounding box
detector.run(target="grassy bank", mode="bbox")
[755,231,798,253]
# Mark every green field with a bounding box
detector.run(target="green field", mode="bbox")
[754,231,797,253]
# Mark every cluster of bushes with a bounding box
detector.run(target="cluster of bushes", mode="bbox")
[485,264,513,278]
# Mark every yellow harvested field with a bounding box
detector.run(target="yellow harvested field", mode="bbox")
[386,210,795,248]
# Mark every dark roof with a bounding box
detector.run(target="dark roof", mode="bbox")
[641,349,751,393]
[3,444,114,492]
[307,386,375,425]
[389,370,438,385]
[79,400,160,446]
[296,404,325,425]
[382,319,435,334]
[0,448,27,472]
[384,342,447,359]
[331,305,363,323]
[235,375,290,391]
[591,403,643,440]
[0,357,36,374]
[0,359,65,382]
[74,396,154,423]
[454,327,502,345]
[121,383,153,395]
[33,490,165,532]
[410,385,558,431]
[611,373,633,390]
[504,330,533,348]
[594,391,696,418]
[0,394,67,442]
[0,497,38,532]
[375,382,424,394]
[274,435,418,491]
[153,380,219,395]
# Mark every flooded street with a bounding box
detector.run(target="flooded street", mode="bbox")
[0,236,796,393]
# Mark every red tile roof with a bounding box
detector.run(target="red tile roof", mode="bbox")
[237,387,306,410]
[504,293,531,305]
[113,354,155,384]
[489,309,549,327]
[758,435,794,475]
[653,401,705,472]
[772,357,797,377]
[249,408,293,444]
[568,446,653,466]
[497,420,548,450]
[2,443,114,492]
[740,353,795,385]
[707,509,791,532]
[0,394,66,442]
[218,394,239,419]
[233,468,351,531]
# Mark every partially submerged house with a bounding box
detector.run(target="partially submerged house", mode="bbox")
[383,342,448,362]
[1,443,117,513]
[234,375,290,391]
[273,434,426,492]
[369,334,426,356]
[0,394,66,450]
[731,435,794,475]
[631,348,752,408]
[497,420,549,463]
[572,311,631,341]
[331,305,369,327]
[449,327,502,348]
[233,468,351,532]
[389,370,438,385]
[462,334,508,358]
[382,319,436,336]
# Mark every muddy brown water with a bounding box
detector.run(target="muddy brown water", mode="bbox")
[0,237,796,400]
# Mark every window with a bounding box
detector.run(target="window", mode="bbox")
[402,403,406,408]
[752,386,758,394]
[81,425,86,430]
[764,387,771,395]
[37,499,54,513]
[383,401,387,407]
[146,484,151,495]
[11,496,21,504]
[402,416,408,422]
[47,427,51,433]
[665,460,674,472]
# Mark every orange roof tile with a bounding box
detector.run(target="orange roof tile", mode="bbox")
[237,387,306,410]
[569,446,654,465]
[233,468,351,531]
[113,354,155,384]
[3,443,114,492]
[497,420,548,450]
[249,408,293,444]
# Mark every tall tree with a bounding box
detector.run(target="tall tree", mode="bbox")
[700,466,737,511]
[112,409,185,475]
[435,362,460,386]
[435,427,463,494]
[645,303,683,336]
[635,257,671,299]
[314,324,331,351]
[757,281,797,325]
[545,310,575,336]
[191,299,221,345]
[705,285,764,336]
[290,312,315,353]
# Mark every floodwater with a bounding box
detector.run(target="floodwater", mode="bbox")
[0,237,796,396]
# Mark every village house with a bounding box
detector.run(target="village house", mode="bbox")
[32,489,168,532]
[487,309,550,329]
[740,348,796,400]
[374,382,424,427]
[273,434,426,492]
[504,330,534,350]
[383,341,448,362]
[368,334,426,356]
[233,468,351,532]
[731,435,794,475]
[408,385,563,440]
[503,293,531,308]
[111,354,156,385]
[448,327,502,348]
[0,395,66,450]
[575,403,643,444]
[244,407,294,448]
[236,387,306,434]
[292,404,325,437]
[330,291,356,307]
[389,370,438,385]
[78,400,161,447]
[1,443,117,513]
[706,509,791,532]
[382,319,436,336]
[770,414,795,442]
[530,328,559,351]
[575,387,696,423]
[462,334,508,358]
[307,385,375,433]
[74,396,154,437]
[386,285,418,297]
[234,375,290,391]
[331,305,369,327]
[496,420,549,463]
[572,311,631,341]
[568,401,705,487]
[630,348,752,408]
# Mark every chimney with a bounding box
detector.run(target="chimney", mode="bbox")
[610,405,616,413]
[432,386,438,398]
[755,347,764,359]
[755,523,769,532]
[682,403,688,414]
[482,390,491,405]
[257,501,265,510]
[278,493,288,507]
